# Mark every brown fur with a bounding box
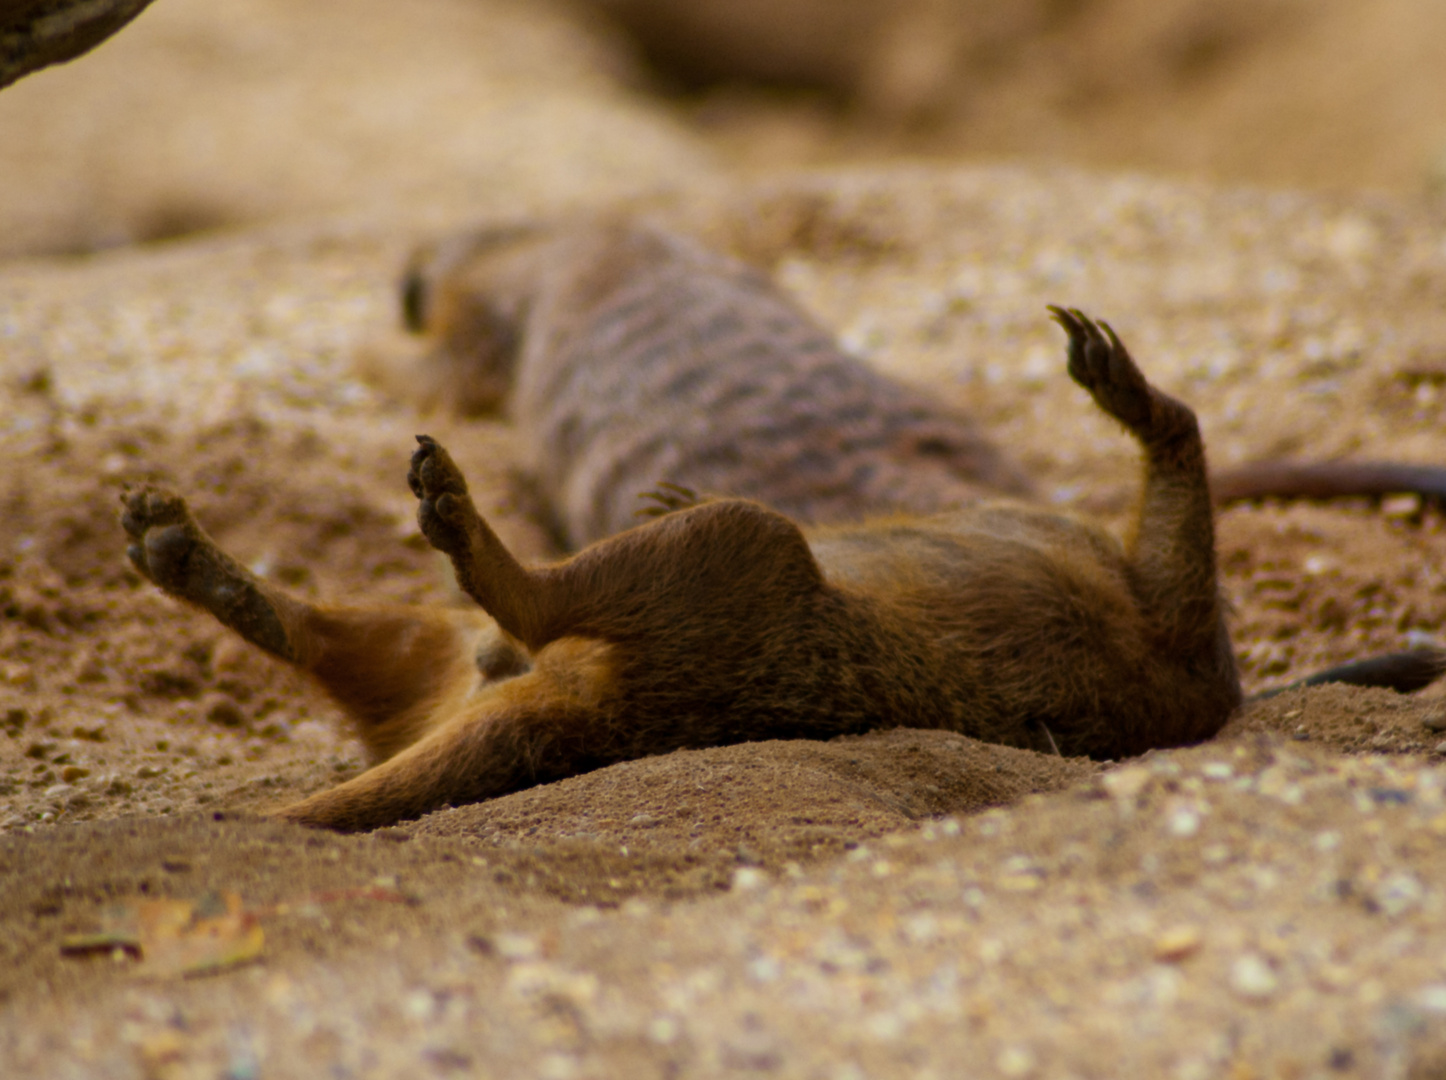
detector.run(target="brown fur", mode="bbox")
[121,309,1242,831]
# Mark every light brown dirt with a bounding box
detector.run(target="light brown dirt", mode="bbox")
[5,3,1446,1078]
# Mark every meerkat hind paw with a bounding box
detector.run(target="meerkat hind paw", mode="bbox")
[120,487,295,660]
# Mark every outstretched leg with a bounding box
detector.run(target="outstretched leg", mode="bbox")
[1048,307,1238,693]
[121,488,492,761]
[410,434,825,654]
[409,436,563,649]
[272,636,620,831]
[122,489,302,661]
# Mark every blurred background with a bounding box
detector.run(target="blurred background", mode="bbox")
[1,0,1444,258]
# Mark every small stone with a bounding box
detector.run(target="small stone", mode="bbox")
[733,867,766,891]
[721,1029,782,1072]
[1423,709,1446,733]
[1417,985,1446,1013]
[3,708,26,735]
[135,765,166,779]
[1382,493,1422,518]
[493,932,539,961]
[1375,872,1424,917]
[1167,803,1203,837]
[137,1030,184,1070]
[1154,925,1203,962]
[60,765,90,783]
[1231,954,1278,1000]
[1102,765,1151,800]
[996,1046,1036,1077]
[1435,742,1446,756]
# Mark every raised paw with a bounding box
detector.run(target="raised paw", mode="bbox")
[409,435,479,559]
[1048,306,1152,431]
[119,486,295,660]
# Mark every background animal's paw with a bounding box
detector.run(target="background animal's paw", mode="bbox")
[1049,306,1152,430]
[119,487,205,591]
[635,481,703,519]
[409,435,476,557]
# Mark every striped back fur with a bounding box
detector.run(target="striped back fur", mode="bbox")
[404,220,1033,548]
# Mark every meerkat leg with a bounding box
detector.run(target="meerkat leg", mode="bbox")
[121,488,491,760]
[1049,308,1236,680]
[410,434,825,647]
[272,642,619,831]
[407,435,565,649]
[121,489,303,661]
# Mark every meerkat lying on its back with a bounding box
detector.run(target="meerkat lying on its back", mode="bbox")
[124,311,1244,830]
[121,221,1446,830]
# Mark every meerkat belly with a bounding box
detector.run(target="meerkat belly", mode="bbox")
[809,507,1146,701]
[810,505,1129,591]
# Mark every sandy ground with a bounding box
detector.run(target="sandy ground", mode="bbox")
[5,2,1446,1078]
[5,166,1446,1078]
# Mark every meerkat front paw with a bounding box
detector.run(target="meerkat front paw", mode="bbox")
[1048,306,1153,431]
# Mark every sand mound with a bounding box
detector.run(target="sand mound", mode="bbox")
[406,730,1097,894]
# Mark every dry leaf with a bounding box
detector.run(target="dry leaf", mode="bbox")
[61,890,263,978]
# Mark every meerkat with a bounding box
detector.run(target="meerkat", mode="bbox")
[120,222,1444,830]
[124,309,1243,830]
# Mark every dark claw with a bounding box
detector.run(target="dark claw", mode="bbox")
[635,481,701,518]
[408,435,433,499]
[1047,305,1152,429]
[408,435,476,558]
[409,435,466,502]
